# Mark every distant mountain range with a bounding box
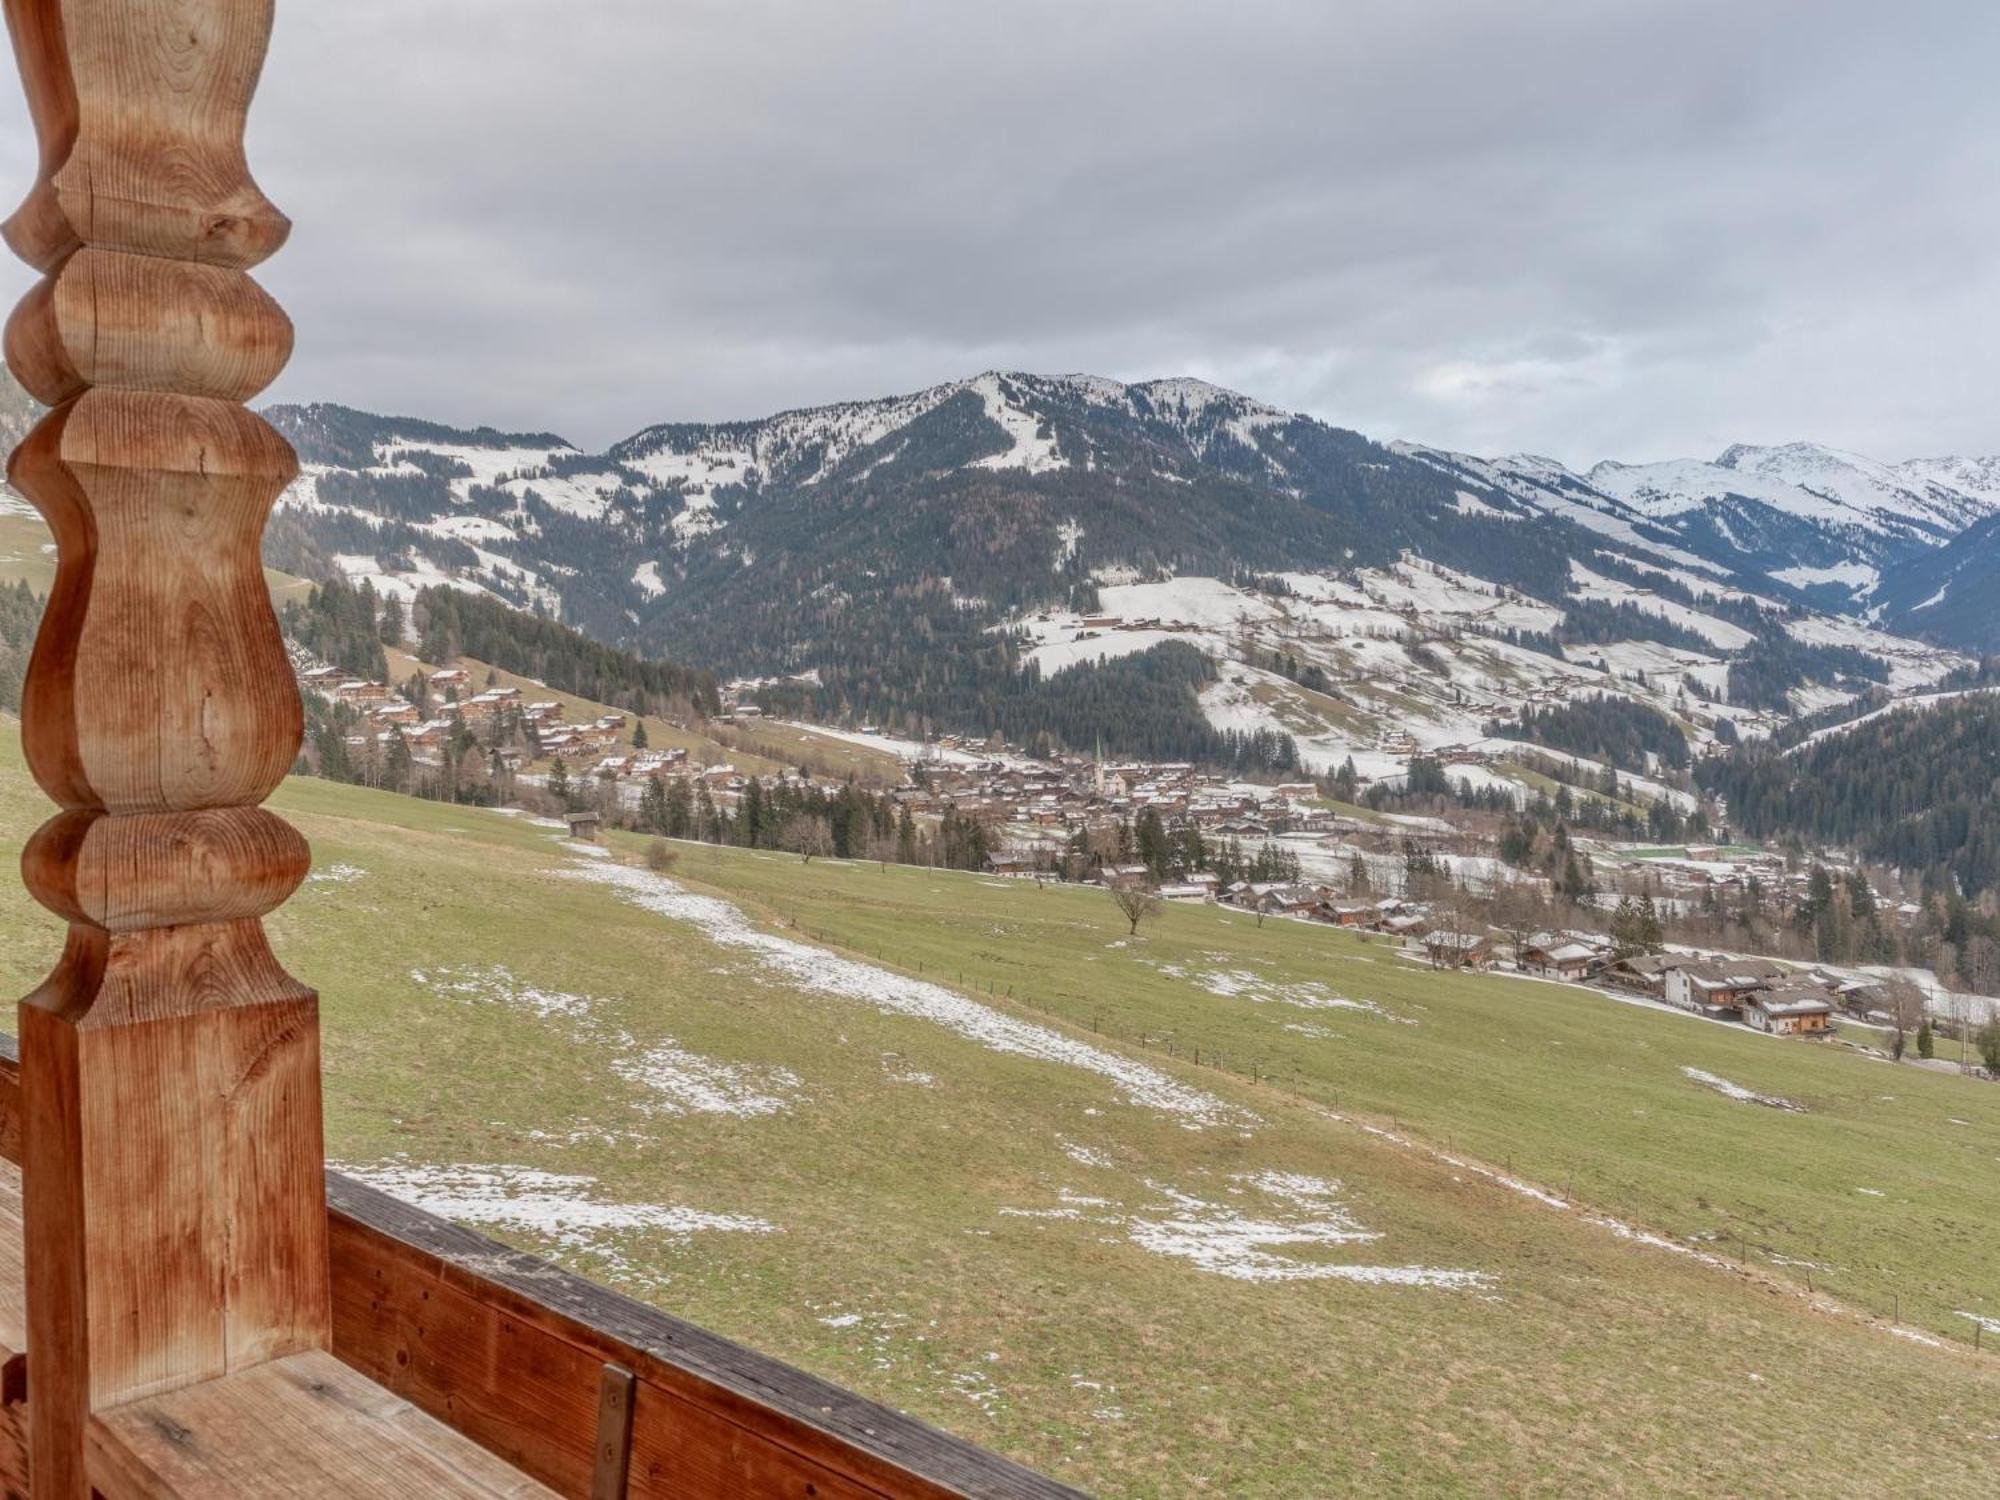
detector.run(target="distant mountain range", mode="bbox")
[0,370,1883,769]
[1400,439,2000,624]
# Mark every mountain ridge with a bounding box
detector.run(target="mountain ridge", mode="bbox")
[253,367,1996,766]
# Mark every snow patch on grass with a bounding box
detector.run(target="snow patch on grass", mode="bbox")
[1001,1172,1489,1289]
[306,861,366,884]
[416,963,800,1117]
[1152,963,1416,1023]
[340,1160,775,1250]
[614,1040,799,1118]
[562,858,1247,1128]
[417,964,596,1022]
[1682,1067,1804,1112]
[1062,1140,1116,1170]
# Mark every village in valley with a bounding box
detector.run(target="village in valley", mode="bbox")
[294,644,2000,1073]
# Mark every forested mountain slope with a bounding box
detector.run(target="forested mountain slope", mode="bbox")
[255,370,1992,768]
[1700,692,2000,898]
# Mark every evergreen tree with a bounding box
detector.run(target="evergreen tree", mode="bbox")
[638,774,669,834]
[384,728,412,792]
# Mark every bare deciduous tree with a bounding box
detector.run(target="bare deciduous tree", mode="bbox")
[866,830,898,871]
[783,813,835,863]
[1883,976,1926,1060]
[1109,880,1162,937]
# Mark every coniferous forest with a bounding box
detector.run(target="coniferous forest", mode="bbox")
[1700,695,2000,897]
[1487,696,1690,773]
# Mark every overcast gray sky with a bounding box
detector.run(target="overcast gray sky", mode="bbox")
[1,0,1993,464]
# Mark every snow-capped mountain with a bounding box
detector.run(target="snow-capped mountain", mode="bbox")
[1898,454,2000,510]
[1586,442,1990,542]
[1401,439,2000,617]
[1713,442,1993,534]
[255,371,1997,763]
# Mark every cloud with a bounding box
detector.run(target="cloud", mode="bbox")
[0,0,1990,465]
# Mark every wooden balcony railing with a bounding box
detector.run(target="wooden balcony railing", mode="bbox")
[0,1,1083,1493]
[0,1035,1081,1498]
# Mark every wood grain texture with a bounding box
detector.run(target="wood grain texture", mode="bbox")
[88,1349,557,1499]
[324,1174,1086,1500]
[590,1364,634,1500]
[0,2,324,1493]
[1,0,290,273]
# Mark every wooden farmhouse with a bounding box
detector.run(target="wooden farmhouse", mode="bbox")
[1601,953,1671,996]
[1518,939,1606,982]
[0,5,1076,1496]
[1741,984,1835,1036]
[1423,930,1495,969]
[1663,958,1789,1018]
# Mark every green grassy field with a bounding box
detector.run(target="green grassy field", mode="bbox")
[0,730,1995,1494]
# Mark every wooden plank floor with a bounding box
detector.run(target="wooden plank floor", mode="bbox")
[91,1350,557,1498]
[0,1158,556,1498]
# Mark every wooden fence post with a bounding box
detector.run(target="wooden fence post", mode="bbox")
[2,1,322,1492]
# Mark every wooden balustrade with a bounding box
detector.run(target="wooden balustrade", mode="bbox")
[0,3,1082,1494]
[0,1038,1081,1498]
[2,0,325,1489]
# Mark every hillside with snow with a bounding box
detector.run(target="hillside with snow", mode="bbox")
[256,371,1995,767]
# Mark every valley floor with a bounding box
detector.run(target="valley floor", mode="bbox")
[0,731,1994,1494]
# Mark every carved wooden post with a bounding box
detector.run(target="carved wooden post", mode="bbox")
[0,1,322,1493]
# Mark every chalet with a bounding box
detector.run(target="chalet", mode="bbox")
[1664,958,1786,1017]
[1382,912,1431,939]
[983,853,1036,877]
[332,679,394,705]
[1518,939,1605,981]
[1324,903,1378,928]
[1099,864,1150,887]
[1254,883,1321,916]
[1216,818,1270,838]
[1601,953,1671,996]
[427,667,470,689]
[1742,984,1835,1036]
[1424,930,1495,969]
[1157,882,1214,902]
